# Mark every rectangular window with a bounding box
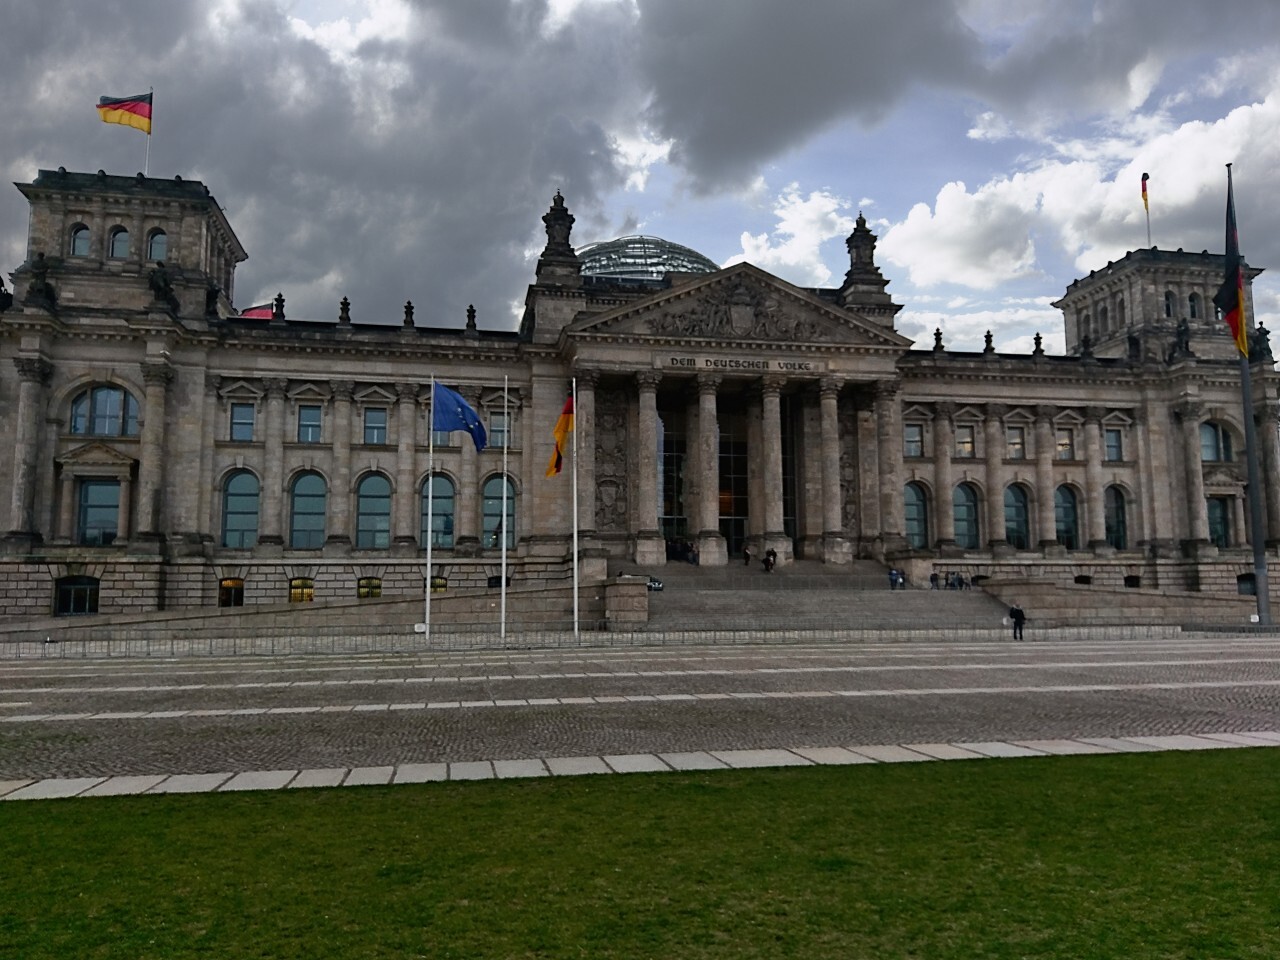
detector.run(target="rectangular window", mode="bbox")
[289,577,315,603]
[1104,428,1123,462]
[357,577,382,598]
[218,578,245,607]
[490,412,511,449]
[1055,427,1075,460]
[78,479,120,546]
[954,425,976,459]
[1006,426,1026,460]
[431,428,454,447]
[363,407,388,445]
[297,405,322,443]
[230,402,255,442]
[903,423,924,458]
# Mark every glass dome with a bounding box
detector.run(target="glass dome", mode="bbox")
[576,235,720,281]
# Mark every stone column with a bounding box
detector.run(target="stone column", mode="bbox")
[455,385,482,555]
[197,374,220,545]
[873,381,905,553]
[1135,393,1175,555]
[1176,399,1209,546]
[819,377,849,562]
[575,371,598,539]
[933,401,956,550]
[984,403,1007,553]
[634,372,665,564]
[761,375,789,561]
[7,357,52,543]
[326,381,354,550]
[133,360,173,540]
[1034,405,1058,550]
[256,377,287,550]
[393,382,419,551]
[695,373,727,565]
[1083,407,1108,552]
[57,470,75,541]
[1260,402,1280,545]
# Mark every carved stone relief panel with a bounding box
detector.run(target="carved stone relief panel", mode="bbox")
[648,281,827,342]
[594,387,629,533]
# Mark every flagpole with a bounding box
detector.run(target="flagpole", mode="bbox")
[500,376,509,640]
[571,376,579,638]
[144,87,152,177]
[424,377,435,640]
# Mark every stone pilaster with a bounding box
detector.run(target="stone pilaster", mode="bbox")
[393,382,419,552]
[818,377,850,562]
[1083,407,1109,553]
[634,371,665,565]
[133,359,174,541]
[695,373,727,565]
[1034,405,1059,552]
[760,376,790,562]
[454,385,482,555]
[933,401,956,551]
[6,356,52,546]
[984,403,1008,554]
[874,381,905,554]
[575,370,598,539]
[325,381,354,551]
[255,377,287,552]
[1175,398,1210,549]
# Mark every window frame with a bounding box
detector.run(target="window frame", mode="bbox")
[70,385,140,437]
[1055,427,1076,461]
[355,474,392,550]
[288,577,315,603]
[229,402,256,442]
[363,407,388,446]
[421,473,456,549]
[904,481,929,550]
[1003,484,1030,550]
[55,575,100,616]
[77,478,121,546]
[903,423,924,459]
[297,404,323,444]
[1005,425,1026,460]
[953,482,980,549]
[146,229,167,261]
[482,475,516,549]
[289,472,327,549]
[1104,427,1124,462]
[1054,485,1080,550]
[221,470,260,549]
[69,224,90,257]
[108,226,130,259]
[954,424,976,459]
[1104,485,1127,550]
[218,577,245,607]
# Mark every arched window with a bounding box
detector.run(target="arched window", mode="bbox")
[953,482,980,549]
[1188,292,1200,319]
[482,475,515,549]
[1105,485,1127,550]
[355,474,392,549]
[1164,290,1175,318]
[1004,484,1030,550]
[55,575,100,616]
[1080,313,1091,341]
[1200,422,1233,462]
[108,227,130,259]
[421,474,455,548]
[1098,305,1109,332]
[69,224,90,257]
[146,229,167,261]
[221,471,259,548]
[1117,299,1126,326]
[1055,485,1079,550]
[904,481,929,550]
[290,472,327,549]
[69,385,140,436]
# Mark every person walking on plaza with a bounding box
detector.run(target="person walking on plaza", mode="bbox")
[1009,602,1026,641]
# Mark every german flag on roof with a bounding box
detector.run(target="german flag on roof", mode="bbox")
[97,93,152,135]
[238,303,273,320]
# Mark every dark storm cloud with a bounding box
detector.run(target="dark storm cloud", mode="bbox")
[634,0,985,191]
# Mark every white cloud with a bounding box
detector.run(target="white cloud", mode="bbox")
[897,304,1063,352]
[724,185,854,286]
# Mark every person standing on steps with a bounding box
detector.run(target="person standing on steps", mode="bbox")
[1009,602,1026,641]
[743,545,752,567]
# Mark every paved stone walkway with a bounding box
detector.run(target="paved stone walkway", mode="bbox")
[2,635,1278,801]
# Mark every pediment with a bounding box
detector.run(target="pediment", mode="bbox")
[218,378,263,401]
[567,264,910,349]
[57,441,137,468]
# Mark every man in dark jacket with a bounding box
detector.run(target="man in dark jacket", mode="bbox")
[1009,602,1026,641]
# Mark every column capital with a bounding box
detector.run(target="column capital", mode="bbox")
[204,372,223,395]
[872,380,900,403]
[696,372,722,394]
[12,357,52,385]
[635,370,662,391]
[1034,403,1057,424]
[985,402,1007,420]
[760,375,785,397]
[329,380,355,402]
[396,382,419,403]
[574,368,601,389]
[934,400,956,421]
[1174,398,1204,421]
[263,377,289,399]
[141,360,173,388]
[818,377,842,399]
[1083,405,1105,424]
[1254,400,1280,425]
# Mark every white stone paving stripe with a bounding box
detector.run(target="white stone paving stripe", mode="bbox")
[290,768,347,789]
[603,754,670,774]
[1236,729,1280,743]
[3,777,105,800]
[1012,739,1120,756]
[82,775,168,797]
[0,779,34,797]
[791,746,877,764]
[1074,737,1168,753]
[904,743,990,761]
[220,770,297,791]
[449,761,494,781]
[847,745,933,763]
[713,749,811,769]
[494,759,548,779]
[1197,732,1280,747]
[955,742,1048,758]
[149,773,234,794]
[546,756,611,776]
[344,766,395,786]
[1123,734,1249,751]
[659,751,727,770]
[393,763,448,783]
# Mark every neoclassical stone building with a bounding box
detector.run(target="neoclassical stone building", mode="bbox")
[1,167,1277,621]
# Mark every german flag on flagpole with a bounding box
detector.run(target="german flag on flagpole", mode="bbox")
[545,395,575,477]
[1212,164,1250,357]
[1141,172,1149,211]
[97,92,152,135]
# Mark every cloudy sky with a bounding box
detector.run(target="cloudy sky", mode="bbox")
[4,0,1280,353]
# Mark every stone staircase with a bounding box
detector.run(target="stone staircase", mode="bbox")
[612,559,1010,633]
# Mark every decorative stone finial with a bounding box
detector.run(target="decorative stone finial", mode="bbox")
[933,327,944,352]
[272,292,286,321]
[338,296,351,324]
[1033,332,1044,357]
[541,191,576,256]
[983,330,994,354]
[466,304,477,332]
[403,300,414,327]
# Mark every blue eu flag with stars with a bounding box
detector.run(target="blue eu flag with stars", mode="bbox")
[432,383,487,452]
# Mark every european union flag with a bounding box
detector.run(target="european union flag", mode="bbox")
[432,383,487,451]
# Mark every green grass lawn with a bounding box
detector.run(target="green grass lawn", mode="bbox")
[2,748,1277,959]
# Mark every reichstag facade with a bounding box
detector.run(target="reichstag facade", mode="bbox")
[1,167,1276,621]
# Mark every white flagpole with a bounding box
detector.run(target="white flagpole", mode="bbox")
[144,87,152,177]
[571,376,579,638]
[500,375,509,639]
[423,377,435,640]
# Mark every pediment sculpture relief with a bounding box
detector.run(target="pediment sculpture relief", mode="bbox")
[649,282,826,342]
